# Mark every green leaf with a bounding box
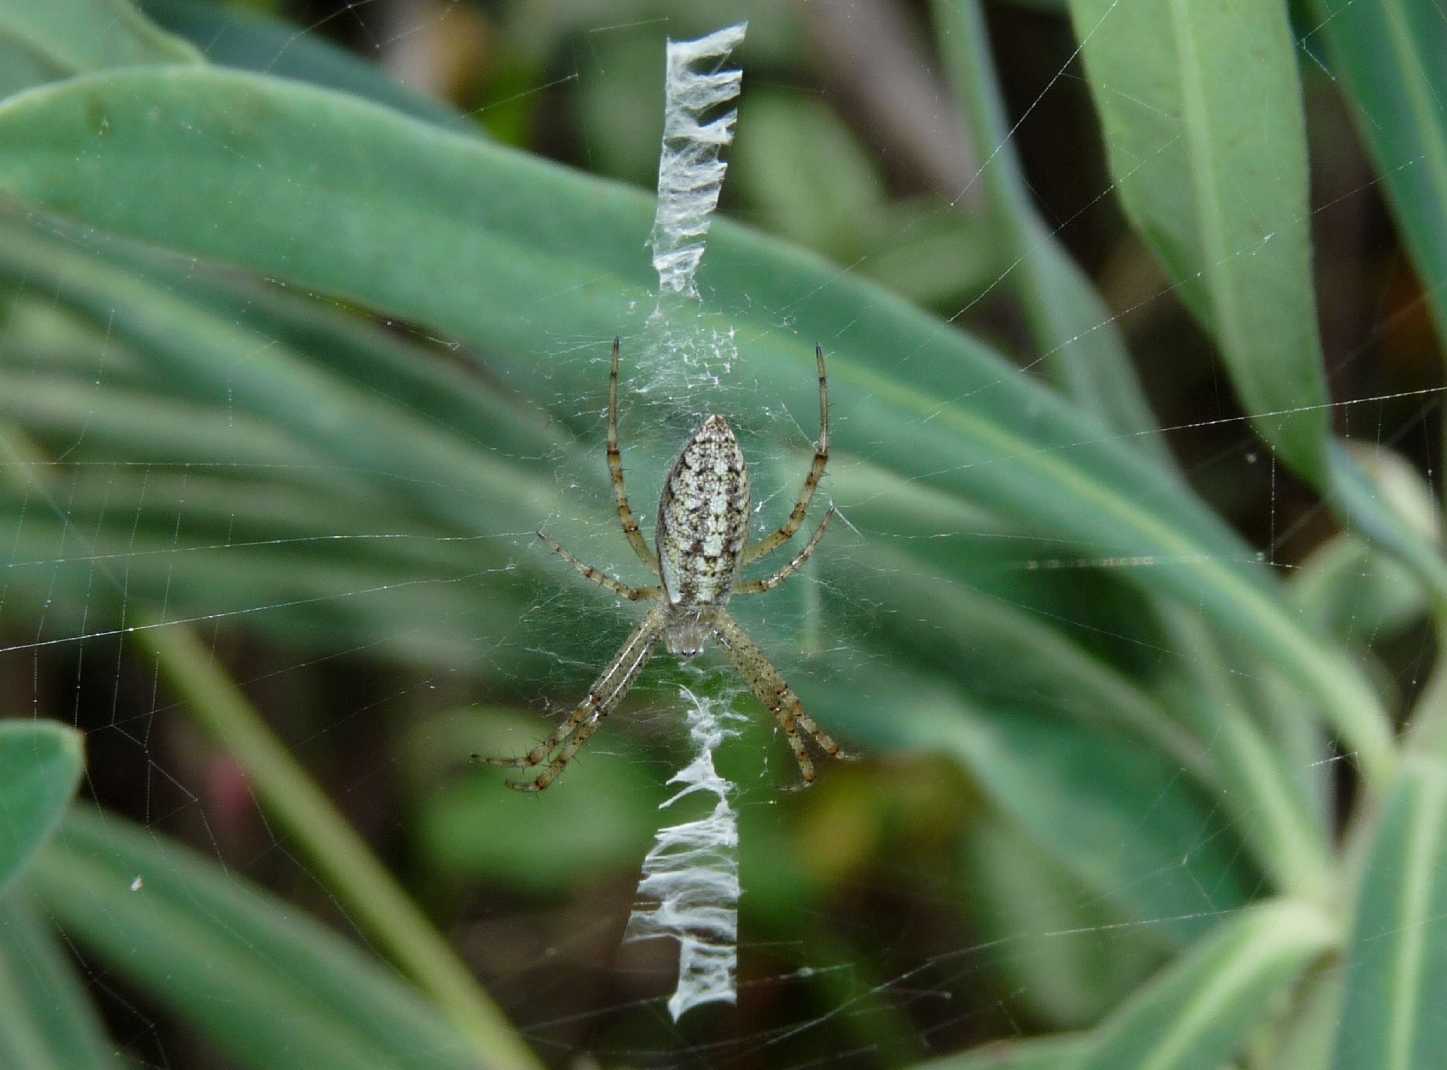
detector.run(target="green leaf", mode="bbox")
[0,487,527,671]
[1333,756,1447,1070]
[1321,441,1447,616]
[29,808,507,1070]
[1295,535,1428,646]
[927,2,1334,899]
[1078,898,1336,1070]
[896,700,1257,947]
[913,1032,1089,1069]
[860,202,1000,309]
[1066,0,1447,614]
[1307,0,1447,348]
[136,623,535,1068]
[0,720,84,892]
[961,816,1164,1028]
[0,372,334,475]
[0,66,1393,782]
[733,92,1001,308]
[137,0,474,135]
[62,214,557,461]
[1014,219,1165,456]
[0,217,556,542]
[0,44,67,101]
[0,0,198,95]
[406,709,666,892]
[1293,445,1437,645]
[1156,608,1333,901]
[1064,0,1327,478]
[843,538,1211,780]
[931,0,1169,465]
[0,895,118,1070]
[733,93,887,251]
[1259,964,1342,1070]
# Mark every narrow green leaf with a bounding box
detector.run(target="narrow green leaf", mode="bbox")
[1157,608,1333,901]
[0,218,555,542]
[0,721,84,892]
[0,372,336,476]
[0,44,67,101]
[861,202,999,308]
[927,1,1336,896]
[847,543,1212,781]
[0,895,118,1070]
[1065,0,1326,476]
[1412,658,1447,768]
[897,700,1257,947]
[732,93,1000,307]
[1243,669,1335,835]
[407,709,665,892]
[913,1032,1088,1069]
[932,0,1169,465]
[0,0,199,87]
[1307,0,1447,347]
[0,239,1195,754]
[136,623,538,1068]
[0,66,1394,782]
[137,0,473,134]
[1333,756,1447,1070]
[53,212,559,461]
[0,510,521,671]
[962,817,1164,1028]
[1260,964,1342,1070]
[734,93,887,254]
[1322,441,1447,614]
[1066,0,1447,608]
[929,0,1338,902]
[1294,446,1438,645]
[1079,898,1336,1070]
[1295,536,1428,646]
[1015,220,1164,453]
[30,808,517,1070]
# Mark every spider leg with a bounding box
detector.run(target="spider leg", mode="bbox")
[712,609,848,786]
[537,530,661,601]
[607,338,662,576]
[477,607,665,791]
[735,507,834,595]
[741,345,829,567]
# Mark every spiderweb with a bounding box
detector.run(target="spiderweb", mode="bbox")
[0,0,1441,1067]
[616,21,747,1022]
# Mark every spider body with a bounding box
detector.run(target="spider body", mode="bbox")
[481,339,845,791]
[656,414,750,640]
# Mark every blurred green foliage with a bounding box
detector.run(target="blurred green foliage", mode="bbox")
[0,1,1444,1068]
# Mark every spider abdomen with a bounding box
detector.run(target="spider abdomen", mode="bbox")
[656,414,751,607]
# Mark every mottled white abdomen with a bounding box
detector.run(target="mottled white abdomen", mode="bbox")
[656,415,750,606]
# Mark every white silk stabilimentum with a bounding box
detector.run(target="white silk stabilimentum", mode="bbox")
[649,22,747,298]
[624,690,744,1020]
[627,22,748,1022]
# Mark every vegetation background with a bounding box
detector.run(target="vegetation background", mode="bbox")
[0,0,1443,1067]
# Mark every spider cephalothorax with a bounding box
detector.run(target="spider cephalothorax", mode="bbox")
[482,339,843,791]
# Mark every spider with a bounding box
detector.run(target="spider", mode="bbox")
[481,338,846,792]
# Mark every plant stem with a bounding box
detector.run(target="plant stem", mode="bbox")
[138,619,541,1070]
